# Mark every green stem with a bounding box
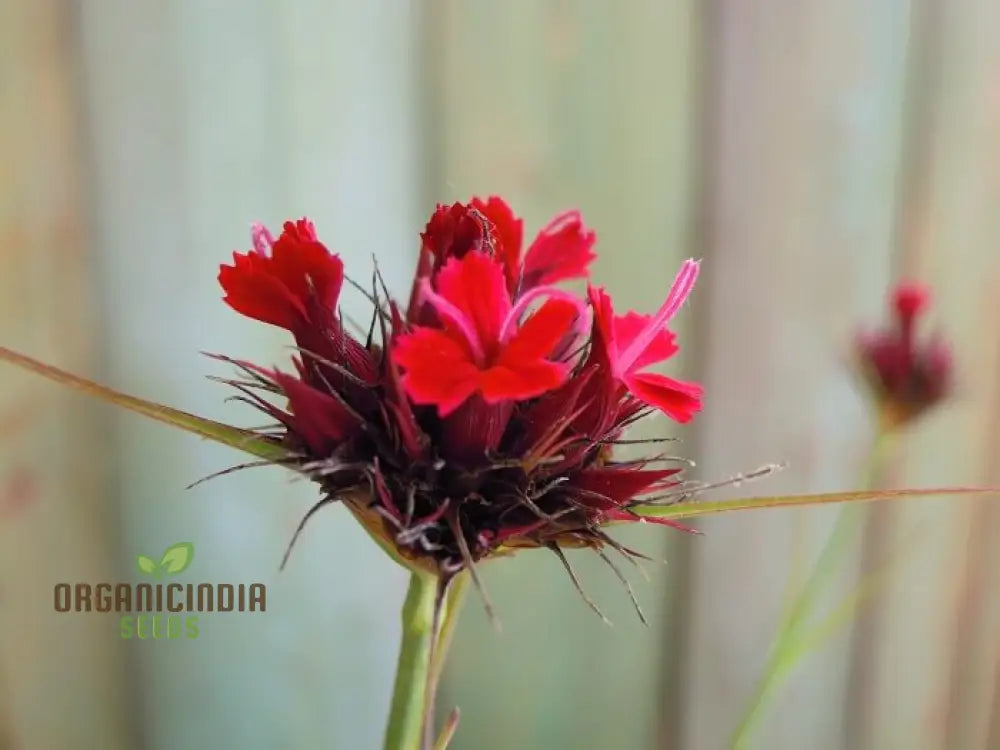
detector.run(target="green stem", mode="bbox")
[730,429,896,748]
[431,572,470,687]
[383,571,439,750]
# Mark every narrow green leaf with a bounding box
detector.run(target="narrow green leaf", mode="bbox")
[0,346,292,463]
[637,487,1000,520]
[136,555,159,577]
[159,542,195,575]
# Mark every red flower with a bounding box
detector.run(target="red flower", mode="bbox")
[218,219,377,391]
[415,196,597,299]
[419,202,499,265]
[857,281,952,427]
[392,250,586,416]
[587,259,703,423]
[219,220,344,333]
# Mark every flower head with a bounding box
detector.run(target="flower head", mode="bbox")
[856,281,952,428]
[217,196,703,605]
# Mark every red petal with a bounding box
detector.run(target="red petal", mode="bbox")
[892,281,930,322]
[432,251,511,356]
[624,371,703,423]
[268,220,344,313]
[392,327,480,416]
[219,253,308,330]
[420,202,493,261]
[500,298,579,364]
[522,209,596,288]
[613,310,679,370]
[478,360,568,403]
[471,196,524,291]
[218,219,344,332]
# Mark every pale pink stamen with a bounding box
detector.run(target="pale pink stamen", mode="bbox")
[251,223,275,255]
[568,306,594,350]
[537,209,582,236]
[418,278,487,363]
[616,259,700,374]
[499,285,588,344]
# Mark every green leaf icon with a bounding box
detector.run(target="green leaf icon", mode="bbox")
[136,555,160,579]
[159,542,194,575]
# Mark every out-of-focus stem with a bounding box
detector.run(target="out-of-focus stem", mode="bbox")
[730,428,897,748]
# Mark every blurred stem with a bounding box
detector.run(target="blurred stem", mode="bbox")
[730,426,897,749]
[383,571,438,750]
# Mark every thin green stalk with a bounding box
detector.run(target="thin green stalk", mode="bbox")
[425,573,469,750]
[383,571,470,750]
[431,572,470,687]
[384,571,439,750]
[730,430,896,748]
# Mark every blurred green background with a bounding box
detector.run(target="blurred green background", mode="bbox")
[2,1,1000,748]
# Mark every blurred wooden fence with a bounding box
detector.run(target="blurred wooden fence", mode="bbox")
[3,1,1000,748]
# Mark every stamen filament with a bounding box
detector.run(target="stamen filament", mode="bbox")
[616,259,700,373]
[418,278,487,363]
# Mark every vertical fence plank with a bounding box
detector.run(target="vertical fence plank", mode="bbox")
[78,1,421,747]
[845,0,1000,745]
[947,448,1000,750]
[0,2,132,748]
[430,2,698,748]
[676,2,912,748]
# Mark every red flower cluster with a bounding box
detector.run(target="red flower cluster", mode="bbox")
[218,198,703,580]
[856,282,952,428]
